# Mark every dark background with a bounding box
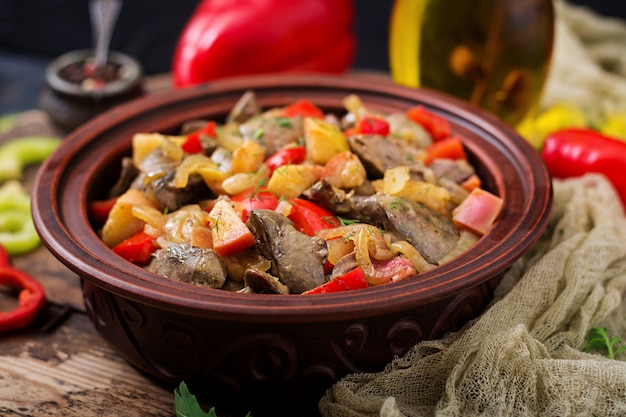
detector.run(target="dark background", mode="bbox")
[0,0,624,114]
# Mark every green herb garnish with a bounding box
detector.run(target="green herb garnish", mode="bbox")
[338,216,360,226]
[276,117,292,127]
[584,326,626,359]
[174,381,251,417]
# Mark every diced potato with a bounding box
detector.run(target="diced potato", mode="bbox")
[303,117,349,165]
[221,164,270,195]
[230,139,265,174]
[267,163,323,199]
[208,199,256,257]
[383,166,451,215]
[321,151,367,189]
[371,179,384,193]
[132,133,185,166]
[382,166,411,195]
[101,189,158,247]
[197,166,230,195]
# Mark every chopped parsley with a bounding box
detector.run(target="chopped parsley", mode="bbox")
[338,216,360,226]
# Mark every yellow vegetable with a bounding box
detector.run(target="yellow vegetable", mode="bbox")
[222,164,270,195]
[266,163,323,199]
[600,111,626,140]
[101,189,158,247]
[320,151,367,189]
[383,166,451,215]
[218,122,244,151]
[230,139,265,174]
[174,154,218,188]
[208,199,256,257]
[132,133,186,166]
[516,103,587,149]
[303,117,349,165]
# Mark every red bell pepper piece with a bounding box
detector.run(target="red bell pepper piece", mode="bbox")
[287,198,341,236]
[182,121,217,154]
[356,115,390,136]
[88,196,119,226]
[264,146,307,175]
[302,266,368,294]
[0,243,9,267]
[280,100,325,119]
[112,231,158,265]
[461,174,482,193]
[0,243,47,333]
[172,0,355,87]
[423,136,467,165]
[231,187,280,223]
[541,128,626,208]
[406,105,451,141]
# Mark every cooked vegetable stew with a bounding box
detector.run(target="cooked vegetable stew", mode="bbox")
[90,92,503,294]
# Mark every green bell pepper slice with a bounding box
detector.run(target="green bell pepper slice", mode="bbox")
[0,181,41,256]
[0,136,61,181]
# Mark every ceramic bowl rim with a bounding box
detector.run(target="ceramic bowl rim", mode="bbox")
[32,73,552,323]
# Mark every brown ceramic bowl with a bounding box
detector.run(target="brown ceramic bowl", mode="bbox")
[32,74,552,415]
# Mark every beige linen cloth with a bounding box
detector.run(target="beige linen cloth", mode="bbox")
[319,2,626,416]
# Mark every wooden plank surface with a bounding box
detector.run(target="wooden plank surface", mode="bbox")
[0,109,177,417]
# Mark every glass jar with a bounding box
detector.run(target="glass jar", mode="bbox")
[389,0,554,126]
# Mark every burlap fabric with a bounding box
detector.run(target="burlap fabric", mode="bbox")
[541,0,626,115]
[319,174,626,416]
[319,3,626,416]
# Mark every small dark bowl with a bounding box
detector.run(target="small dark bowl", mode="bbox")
[39,49,144,132]
[32,74,552,415]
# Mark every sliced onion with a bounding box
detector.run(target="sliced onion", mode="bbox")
[354,228,411,286]
[132,205,167,232]
[161,136,184,162]
[174,154,218,188]
[162,205,211,246]
[390,240,436,273]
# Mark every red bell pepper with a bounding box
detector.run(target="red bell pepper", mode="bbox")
[88,196,118,226]
[231,187,280,223]
[112,231,158,265]
[280,100,325,119]
[0,243,47,333]
[355,115,390,136]
[423,136,467,165]
[541,128,626,207]
[302,266,368,294]
[406,105,451,141]
[287,198,341,236]
[172,0,355,87]
[182,121,217,154]
[264,146,307,176]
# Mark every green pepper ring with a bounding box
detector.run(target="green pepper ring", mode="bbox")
[0,210,41,256]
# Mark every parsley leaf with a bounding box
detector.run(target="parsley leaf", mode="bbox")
[584,326,626,359]
[338,216,360,226]
[173,381,216,417]
[173,382,253,417]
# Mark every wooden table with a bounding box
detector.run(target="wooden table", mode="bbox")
[0,109,178,417]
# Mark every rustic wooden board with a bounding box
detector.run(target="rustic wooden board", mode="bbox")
[0,108,178,417]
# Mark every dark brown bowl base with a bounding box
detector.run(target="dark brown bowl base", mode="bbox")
[83,275,501,414]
